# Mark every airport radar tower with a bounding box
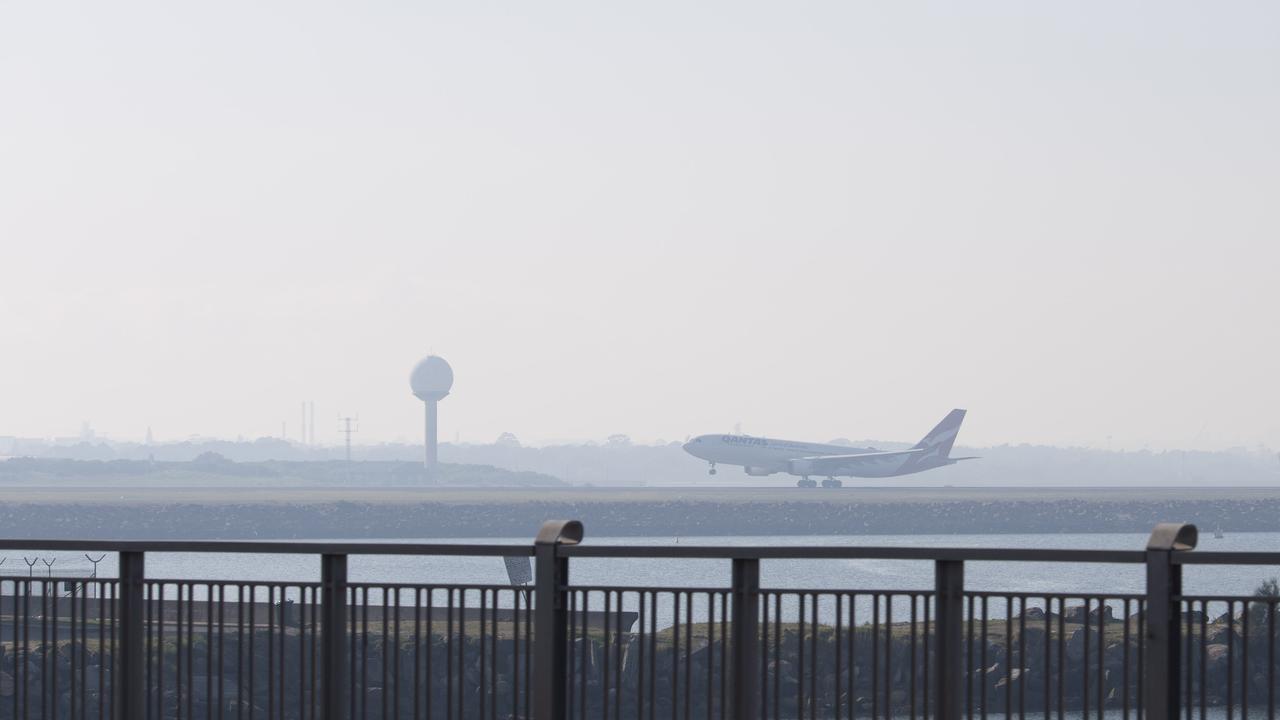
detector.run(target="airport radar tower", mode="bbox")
[410,355,453,475]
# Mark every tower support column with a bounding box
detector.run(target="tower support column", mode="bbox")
[424,400,438,472]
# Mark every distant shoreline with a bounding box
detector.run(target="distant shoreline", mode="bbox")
[0,485,1275,539]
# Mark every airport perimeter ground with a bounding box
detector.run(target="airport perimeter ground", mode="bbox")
[0,486,1277,539]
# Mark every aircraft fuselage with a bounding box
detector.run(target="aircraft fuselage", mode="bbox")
[682,409,972,480]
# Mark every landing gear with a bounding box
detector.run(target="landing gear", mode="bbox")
[822,477,843,488]
[708,463,717,476]
[796,476,818,488]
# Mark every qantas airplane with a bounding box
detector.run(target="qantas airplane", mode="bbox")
[682,409,975,487]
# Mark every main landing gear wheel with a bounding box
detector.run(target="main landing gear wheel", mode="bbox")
[821,477,843,488]
[797,477,818,488]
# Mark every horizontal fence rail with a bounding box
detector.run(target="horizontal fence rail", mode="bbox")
[5,521,1280,720]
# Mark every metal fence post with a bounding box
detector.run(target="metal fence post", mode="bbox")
[731,558,761,720]
[935,559,965,720]
[115,550,145,719]
[534,520,584,720]
[1145,523,1197,720]
[321,553,349,720]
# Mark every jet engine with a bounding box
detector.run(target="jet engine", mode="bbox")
[787,459,815,476]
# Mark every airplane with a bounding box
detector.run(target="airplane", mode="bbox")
[682,409,975,487]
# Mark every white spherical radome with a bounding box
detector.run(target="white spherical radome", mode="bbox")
[410,355,454,400]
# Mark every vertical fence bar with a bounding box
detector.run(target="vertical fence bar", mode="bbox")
[322,553,349,720]
[1144,523,1198,720]
[114,550,145,720]
[731,558,760,720]
[935,559,965,720]
[534,520,584,720]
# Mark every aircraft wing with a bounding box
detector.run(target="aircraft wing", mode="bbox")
[796,448,926,474]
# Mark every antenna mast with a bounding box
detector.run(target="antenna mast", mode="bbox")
[338,415,359,481]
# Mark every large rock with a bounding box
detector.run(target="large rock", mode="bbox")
[1206,625,1240,646]
[1204,643,1231,674]
[1065,628,1086,661]
[1064,604,1115,624]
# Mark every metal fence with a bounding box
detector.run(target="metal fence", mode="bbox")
[1,521,1277,720]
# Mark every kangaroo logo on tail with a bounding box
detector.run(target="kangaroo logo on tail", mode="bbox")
[906,409,968,469]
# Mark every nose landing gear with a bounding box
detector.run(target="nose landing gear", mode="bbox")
[708,463,717,476]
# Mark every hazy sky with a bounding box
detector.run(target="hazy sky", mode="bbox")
[2,2,1277,451]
